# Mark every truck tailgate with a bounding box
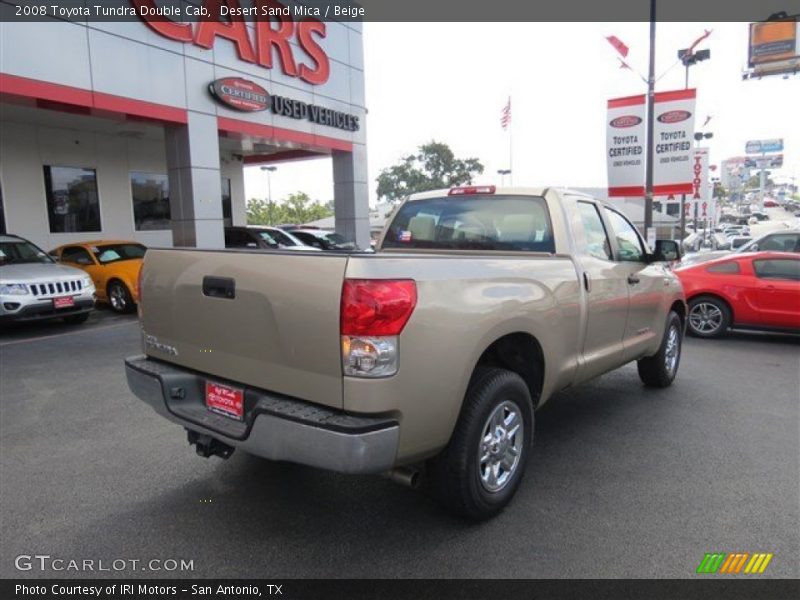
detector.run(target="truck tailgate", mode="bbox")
[139,249,347,409]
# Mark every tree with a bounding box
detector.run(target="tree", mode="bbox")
[247,192,333,226]
[376,141,484,202]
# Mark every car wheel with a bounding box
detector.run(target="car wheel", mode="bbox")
[107,281,134,313]
[637,311,683,388]
[687,296,731,338]
[428,367,533,520]
[63,313,89,325]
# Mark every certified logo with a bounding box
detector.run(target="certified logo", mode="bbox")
[610,115,642,128]
[208,78,269,112]
[657,110,691,124]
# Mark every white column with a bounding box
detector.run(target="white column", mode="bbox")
[165,112,224,248]
[332,142,370,250]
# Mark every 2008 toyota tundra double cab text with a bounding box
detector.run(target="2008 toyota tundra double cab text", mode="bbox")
[125,187,686,519]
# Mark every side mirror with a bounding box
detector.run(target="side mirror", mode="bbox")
[652,239,681,262]
[750,243,758,251]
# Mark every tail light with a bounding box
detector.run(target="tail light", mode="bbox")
[136,267,144,317]
[340,279,417,378]
[449,185,496,196]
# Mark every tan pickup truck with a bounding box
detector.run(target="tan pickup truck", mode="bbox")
[125,187,685,519]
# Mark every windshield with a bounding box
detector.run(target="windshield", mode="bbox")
[322,232,350,246]
[382,195,555,252]
[92,243,146,264]
[0,240,54,265]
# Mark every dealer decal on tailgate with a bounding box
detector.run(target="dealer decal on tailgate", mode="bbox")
[205,381,244,420]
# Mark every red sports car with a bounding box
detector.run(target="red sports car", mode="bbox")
[675,252,800,337]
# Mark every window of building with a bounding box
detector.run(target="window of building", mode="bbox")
[576,201,612,260]
[603,207,645,262]
[221,177,232,227]
[666,202,680,217]
[43,166,101,233]
[131,172,170,230]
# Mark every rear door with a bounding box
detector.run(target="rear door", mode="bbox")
[139,249,348,409]
[571,200,631,381]
[601,207,666,362]
[751,257,800,329]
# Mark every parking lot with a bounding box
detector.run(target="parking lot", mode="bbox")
[1,318,798,579]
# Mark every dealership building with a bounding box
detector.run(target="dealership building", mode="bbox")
[0,8,369,250]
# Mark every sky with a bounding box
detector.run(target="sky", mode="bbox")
[244,22,799,206]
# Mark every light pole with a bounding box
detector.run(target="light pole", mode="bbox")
[497,169,511,186]
[260,165,277,225]
[643,0,657,241]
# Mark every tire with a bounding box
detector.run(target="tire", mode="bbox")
[107,280,134,313]
[637,311,683,388]
[686,295,731,338]
[428,367,533,520]
[63,313,89,325]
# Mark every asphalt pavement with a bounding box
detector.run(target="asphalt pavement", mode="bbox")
[1,320,798,579]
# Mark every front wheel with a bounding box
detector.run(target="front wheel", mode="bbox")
[428,367,533,520]
[637,311,683,388]
[107,281,134,313]
[687,295,730,338]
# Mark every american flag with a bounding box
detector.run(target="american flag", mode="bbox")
[399,230,412,242]
[500,97,511,130]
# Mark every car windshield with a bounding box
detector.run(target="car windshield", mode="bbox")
[383,195,555,252]
[321,232,350,246]
[92,243,146,264]
[0,240,54,265]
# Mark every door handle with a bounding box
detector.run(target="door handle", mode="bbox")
[202,276,236,299]
[583,272,591,292]
[627,274,640,285]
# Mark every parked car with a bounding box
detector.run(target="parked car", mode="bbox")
[1,234,95,325]
[676,252,800,337]
[287,228,358,251]
[751,211,769,221]
[680,230,800,267]
[729,236,754,250]
[762,199,778,208]
[51,240,145,313]
[125,186,686,519]
[224,226,321,251]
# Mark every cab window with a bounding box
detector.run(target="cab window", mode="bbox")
[576,201,612,260]
[603,208,645,262]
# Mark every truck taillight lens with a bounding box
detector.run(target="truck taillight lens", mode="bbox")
[340,279,417,336]
[136,267,144,316]
[340,279,416,378]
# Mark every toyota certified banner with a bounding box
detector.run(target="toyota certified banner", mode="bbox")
[606,94,646,197]
[653,88,696,195]
[685,147,713,221]
[607,89,696,198]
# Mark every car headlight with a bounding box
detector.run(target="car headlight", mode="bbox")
[0,283,29,295]
[81,276,94,290]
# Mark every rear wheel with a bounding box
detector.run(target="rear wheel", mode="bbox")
[687,295,730,338]
[428,367,533,520]
[637,311,682,387]
[107,280,134,313]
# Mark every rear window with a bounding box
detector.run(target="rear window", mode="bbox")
[382,195,555,252]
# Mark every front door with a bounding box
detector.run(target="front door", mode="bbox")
[602,207,666,362]
[751,257,800,329]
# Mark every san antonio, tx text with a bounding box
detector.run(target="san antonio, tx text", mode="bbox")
[15,584,280,596]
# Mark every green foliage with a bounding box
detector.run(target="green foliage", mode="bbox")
[247,192,333,226]
[376,140,484,202]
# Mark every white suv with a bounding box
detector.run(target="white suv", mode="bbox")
[0,235,96,325]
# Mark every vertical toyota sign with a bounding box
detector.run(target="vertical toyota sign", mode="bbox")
[607,89,696,198]
[607,95,646,197]
[688,147,712,221]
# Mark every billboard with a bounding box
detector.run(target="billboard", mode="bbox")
[745,139,784,154]
[687,148,714,221]
[744,154,784,169]
[653,89,696,195]
[748,20,798,66]
[606,94,646,197]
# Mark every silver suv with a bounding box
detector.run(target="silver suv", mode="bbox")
[0,235,96,325]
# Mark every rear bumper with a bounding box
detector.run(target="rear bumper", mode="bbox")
[124,355,399,474]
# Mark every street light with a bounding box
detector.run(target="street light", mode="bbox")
[260,165,277,225]
[497,169,511,185]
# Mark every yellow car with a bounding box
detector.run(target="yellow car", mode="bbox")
[51,241,145,313]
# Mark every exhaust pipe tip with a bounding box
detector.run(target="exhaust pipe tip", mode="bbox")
[382,466,421,489]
